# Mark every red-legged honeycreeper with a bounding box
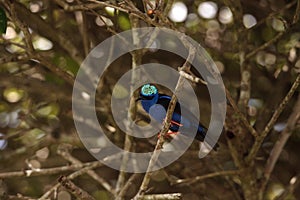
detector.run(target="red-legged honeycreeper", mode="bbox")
[137,84,219,150]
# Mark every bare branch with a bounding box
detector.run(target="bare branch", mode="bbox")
[117,174,142,199]
[142,193,182,200]
[245,32,284,60]
[115,14,141,195]
[254,1,296,27]
[133,40,196,200]
[261,93,300,192]
[293,0,300,24]
[246,74,300,163]
[0,161,102,179]
[57,144,115,196]
[39,161,106,200]
[238,61,251,114]
[13,1,84,63]
[226,89,258,137]
[172,170,240,186]
[58,175,96,200]
[275,175,299,200]
[179,68,258,137]
[8,1,34,54]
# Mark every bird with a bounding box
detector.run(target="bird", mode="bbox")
[137,84,218,150]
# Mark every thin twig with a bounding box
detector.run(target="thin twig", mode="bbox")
[178,70,207,85]
[225,88,258,137]
[163,0,174,16]
[226,137,243,168]
[172,170,240,186]
[57,144,116,196]
[39,161,106,200]
[8,1,34,54]
[76,9,90,56]
[115,131,132,195]
[1,37,27,49]
[293,0,300,24]
[0,161,103,179]
[133,40,196,200]
[142,193,182,200]
[117,173,142,199]
[84,4,130,47]
[143,0,154,10]
[54,0,103,11]
[244,0,298,60]
[275,175,299,200]
[254,1,296,27]
[179,68,258,137]
[13,1,83,63]
[261,93,300,193]
[238,59,251,114]
[246,74,300,163]
[115,15,141,196]
[88,0,173,30]
[32,54,75,85]
[58,175,96,200]
[245,32,284,60]
[213,160,243,200]
[8,194,37,200]
[87,0,139,14]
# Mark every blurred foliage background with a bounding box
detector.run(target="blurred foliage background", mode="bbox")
[0,0,299,200]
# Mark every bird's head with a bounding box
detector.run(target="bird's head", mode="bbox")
[136,84,159,110]
[140,84,158,97]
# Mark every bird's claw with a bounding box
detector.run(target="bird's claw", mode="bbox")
[157,130,180,138]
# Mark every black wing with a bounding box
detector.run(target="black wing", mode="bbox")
[157,94,181,115]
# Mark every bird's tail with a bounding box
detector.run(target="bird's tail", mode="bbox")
[195,125,219,151]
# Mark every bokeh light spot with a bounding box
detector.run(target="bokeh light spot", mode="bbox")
[219,6,233,24]
[169,2,188,22]
[34,37,53,50]
[198,1,218,19]
[243,14,257,28]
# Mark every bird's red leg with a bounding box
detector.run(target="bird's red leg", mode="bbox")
[157,119,183,138]
[157,130,180,138]
[170,120,183,127]
[166,130,180,136]
[167,120,182,135]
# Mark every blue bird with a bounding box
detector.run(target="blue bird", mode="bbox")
[137,84,218,150]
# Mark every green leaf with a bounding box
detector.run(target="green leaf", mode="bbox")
[0,7,7,34]
[118,12,131,30]
[36,103,60,118]
[44,73,65,85]
[52,53,79,75]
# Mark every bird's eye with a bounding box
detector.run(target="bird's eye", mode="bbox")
[150,86,157,93]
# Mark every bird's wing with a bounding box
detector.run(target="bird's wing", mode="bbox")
[157,94,181,115]
[157,94,204,129]
[157,94,218,149]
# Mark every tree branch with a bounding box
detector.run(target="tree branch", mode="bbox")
[261,93,300,193]
[58,175,96,200]
[57,144,115,196]
[39,160,106,200]
[13,1,83,63]
[172,170,240,186]
[293,0,300,24]
[115,15,141,195]
[0,161,102,179]
[142,193,182,200]
[245,32,284,60]
[133,40,196,200]
[246,73,300,163]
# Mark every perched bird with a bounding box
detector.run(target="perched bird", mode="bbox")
[137,84,218,150]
